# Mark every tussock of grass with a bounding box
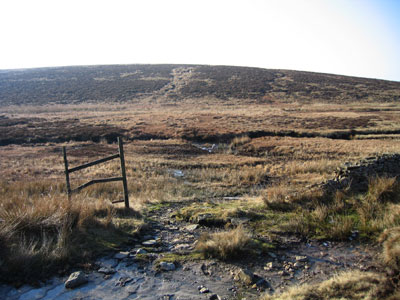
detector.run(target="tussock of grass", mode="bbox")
[261,270,383,300]
[357,177,399,227]
[379,226,400,273]
[263,184,295,211]
[195,225,252,260]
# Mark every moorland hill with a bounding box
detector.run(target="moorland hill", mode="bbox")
[1,64,399,105]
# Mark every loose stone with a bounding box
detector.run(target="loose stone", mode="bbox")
[98,267,116,275]
[295,255,308,262]
[65,271,88,289]
[159,262,176,271]
[142,239,157,246]
[136,248,148,254]
[114,251,130,259]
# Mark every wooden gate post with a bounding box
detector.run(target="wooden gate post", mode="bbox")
[118,137,130,209]
[63,146,71,200]
[62,139,129,208]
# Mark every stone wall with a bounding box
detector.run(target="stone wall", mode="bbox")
[323,154,400,193]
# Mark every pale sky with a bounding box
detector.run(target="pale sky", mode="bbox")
[0,0,399,81]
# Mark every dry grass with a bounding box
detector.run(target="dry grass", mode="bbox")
[379,227,400,273]
[260,270,383,300]
[1,99,400,288]
[195,225,253,260]
[0,180,143,284]
[356,177,400,234]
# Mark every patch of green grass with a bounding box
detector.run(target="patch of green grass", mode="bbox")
[155,252,204,265]
[145,201,172,213]
[175,199,265,225]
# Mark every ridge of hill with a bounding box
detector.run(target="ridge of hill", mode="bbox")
[1,64,399,105]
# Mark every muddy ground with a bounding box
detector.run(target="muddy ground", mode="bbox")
[0,199,380,300]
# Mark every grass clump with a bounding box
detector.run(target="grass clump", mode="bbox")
[260,270,383,300]
[195,225,252,260]
[263,184,295,212]
[379,227,400,273]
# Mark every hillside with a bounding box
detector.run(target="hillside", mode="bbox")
[1,64,400,106]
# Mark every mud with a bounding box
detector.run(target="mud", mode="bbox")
[0,200,380,300]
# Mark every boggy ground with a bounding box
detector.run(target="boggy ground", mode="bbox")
[1,132,400,299]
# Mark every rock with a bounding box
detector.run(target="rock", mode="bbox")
[136,248,147,254]
[199,287,209,294]
[159,262,176,271]
[185,224,199,232]
[209,294,222,300]
[116,276,133,287]
[268,252,277,259]
[65,271,88,289]
[230,217,250,226]
[194,213,224,226]
[98,267,116,275]
[97,258,119,269]
[200,263,211,276]
[234,268,257,285]
[255,278,269,288]
[293,262,302,268]
[196,213,213,223]
[278,270,289,276]
[172,243,191,251]
[295,255,308,262]
[142,239,157,246]
[264,262,278,271]
[114,251,130,259]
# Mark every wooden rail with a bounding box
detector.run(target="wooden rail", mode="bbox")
[62,137,129,208]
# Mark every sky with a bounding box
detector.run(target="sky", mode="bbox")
[0,0,399,81]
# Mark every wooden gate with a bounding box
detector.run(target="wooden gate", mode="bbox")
[62,137,129,208]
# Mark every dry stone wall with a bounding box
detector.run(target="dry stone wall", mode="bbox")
[323,154,400,193]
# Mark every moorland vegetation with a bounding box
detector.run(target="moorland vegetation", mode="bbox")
[1,64,400,298]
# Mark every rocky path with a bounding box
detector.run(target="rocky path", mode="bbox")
[0,200,380,300]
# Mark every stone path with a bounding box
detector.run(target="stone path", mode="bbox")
[0,201,380,300]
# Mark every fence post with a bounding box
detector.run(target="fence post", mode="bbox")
[118,137,130,209]
[63,146,71,200]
